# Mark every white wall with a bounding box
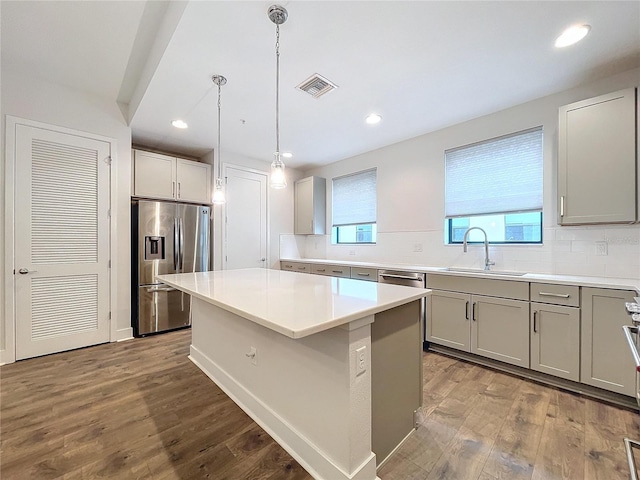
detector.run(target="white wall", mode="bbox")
[203,150,303,271]
[300,68,640,280]
[1,67,133,360]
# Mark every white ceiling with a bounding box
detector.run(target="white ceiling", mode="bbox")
[2,1,639,170]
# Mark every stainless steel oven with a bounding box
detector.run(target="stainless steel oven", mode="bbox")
[622,297,640,479]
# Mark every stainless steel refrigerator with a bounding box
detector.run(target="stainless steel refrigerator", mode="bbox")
[131,200,210,336]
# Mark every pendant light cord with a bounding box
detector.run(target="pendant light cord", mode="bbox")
[217,82,222,178]
[275,23,280,156]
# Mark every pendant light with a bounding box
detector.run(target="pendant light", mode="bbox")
[212,74,227,204]
[268,4,288,189]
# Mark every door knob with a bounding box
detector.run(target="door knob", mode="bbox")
[261,258,266,262]
[18,268,37,274]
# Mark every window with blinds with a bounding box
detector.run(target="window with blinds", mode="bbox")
[445,127,543,244]
[332,169,377,244]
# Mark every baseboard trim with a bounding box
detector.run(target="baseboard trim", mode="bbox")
[189,345,378,480]
[428,344,638,410]
[115,328,133,342]
[376,427,415,471]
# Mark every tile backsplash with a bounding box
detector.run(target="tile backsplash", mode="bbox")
[281,225,640,280]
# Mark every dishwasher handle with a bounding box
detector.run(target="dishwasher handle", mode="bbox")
[380,273,424,282]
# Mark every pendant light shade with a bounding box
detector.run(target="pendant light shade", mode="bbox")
[268,5,288,189]
[212,74,227,205]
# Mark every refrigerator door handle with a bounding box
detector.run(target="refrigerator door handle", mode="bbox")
[173,218,179,271]
[179,217,185,271]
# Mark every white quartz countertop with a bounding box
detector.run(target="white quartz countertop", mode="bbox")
[157,269,430,339]
[280,258,640,294]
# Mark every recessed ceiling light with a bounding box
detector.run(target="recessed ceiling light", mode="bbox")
[555,24,591,48]
[365,114,382,125]
[282,152,293,158]
[171,119,188,129]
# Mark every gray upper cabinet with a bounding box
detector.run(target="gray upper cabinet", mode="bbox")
[294,176,326,235]
[558,88,637,225]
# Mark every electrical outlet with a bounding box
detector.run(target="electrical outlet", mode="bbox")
[246,346,257,366]
[355,346,367,376]
[595,241,608,256]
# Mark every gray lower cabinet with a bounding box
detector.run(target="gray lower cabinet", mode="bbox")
[581,287,637,396]
[311,263,350,277]
[427,290,470,351]
[427,289,530,368]
[530,302,580,381]
[350,267,378,282]
[471,295,529,368]
[280,261,310,273]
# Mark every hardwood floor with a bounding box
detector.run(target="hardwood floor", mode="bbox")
[379,351,640,480]
[0,330,311,480]
[2,330,639,479]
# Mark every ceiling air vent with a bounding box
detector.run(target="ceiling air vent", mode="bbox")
[296,74,338,99]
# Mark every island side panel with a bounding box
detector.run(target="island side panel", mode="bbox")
[188,298,378,480]
[371,300,422,464]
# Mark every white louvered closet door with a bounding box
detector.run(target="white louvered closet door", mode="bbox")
[15,125,110,360]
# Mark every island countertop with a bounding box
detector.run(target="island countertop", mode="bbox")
[157,268,430,339]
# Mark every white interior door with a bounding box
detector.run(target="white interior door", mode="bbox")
[223,166,267,270]
[14,124,111,360]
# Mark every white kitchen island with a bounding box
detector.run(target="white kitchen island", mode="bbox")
[157,268,430,480]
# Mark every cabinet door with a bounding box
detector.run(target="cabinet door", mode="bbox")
[581,287,636,396]
[176,159,211,204]
[134,150,176,200]
[471,295,529,368]
[558,88,637,224]
[295,177,314,234]
[426,290,470,352]
[531,303,580,381]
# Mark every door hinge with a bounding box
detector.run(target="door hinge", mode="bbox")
[414,409,420,429]
[107,208,111,218]
[104,156,112,165]
[108,260,111,268]
[108,311,112,320]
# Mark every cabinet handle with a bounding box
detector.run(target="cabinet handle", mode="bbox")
[465,301,469,320]
[172,181,175,197]
[332,270,343,274]
[560,196,565,217]
[357,273,370,277]
[297,267,306,270]
[317,269,326,272]
[178,182,181,198]
[533,311,538,333]
[539,292,570,298]
[472,302,477,321]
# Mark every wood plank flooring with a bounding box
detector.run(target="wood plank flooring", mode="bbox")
[379,351,640,480]
[0,330,311,480]
[2,330,639,479]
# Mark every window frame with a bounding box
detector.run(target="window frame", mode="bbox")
[446,212,543,245]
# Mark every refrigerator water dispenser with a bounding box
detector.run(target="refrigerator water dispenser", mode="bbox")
[145,236,165,260]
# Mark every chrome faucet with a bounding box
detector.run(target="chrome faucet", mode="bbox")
[462,227,495,271]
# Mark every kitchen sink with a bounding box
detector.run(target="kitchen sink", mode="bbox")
[440,267,527,277]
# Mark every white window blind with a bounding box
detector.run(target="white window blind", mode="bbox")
[332,169,377,226]
[445,127,543,218]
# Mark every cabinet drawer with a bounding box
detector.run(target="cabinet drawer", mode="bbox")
[281,261,310,273]
[426,274,529,301]
[530,283,579,307]
[351,267,378,282]
[312,264,350,278]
